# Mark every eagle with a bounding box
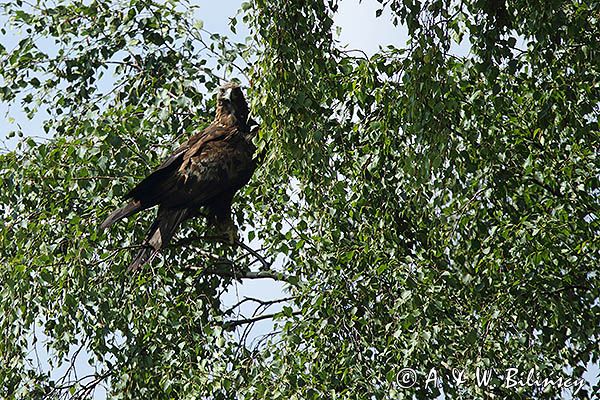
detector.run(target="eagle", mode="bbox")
[100,82,258,271]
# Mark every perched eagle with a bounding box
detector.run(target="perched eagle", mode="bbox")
[100,83,258,271]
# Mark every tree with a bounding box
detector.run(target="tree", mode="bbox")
[0,0,598,399]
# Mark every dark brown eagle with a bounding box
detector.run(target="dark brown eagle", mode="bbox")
[100,82,258,271]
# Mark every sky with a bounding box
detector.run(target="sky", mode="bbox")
[1,0,598,399]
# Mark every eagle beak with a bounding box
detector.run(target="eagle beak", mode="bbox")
[223,88,233,101]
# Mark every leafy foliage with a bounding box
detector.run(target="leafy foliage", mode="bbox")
[1,0,598,399]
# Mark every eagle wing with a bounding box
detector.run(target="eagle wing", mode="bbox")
[125,125,228,208]
[124,124,248,210]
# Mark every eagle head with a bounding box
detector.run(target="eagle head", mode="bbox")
[216,82,249,126]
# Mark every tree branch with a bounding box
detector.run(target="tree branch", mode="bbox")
[197,264,292,282]
[173,236,272,268]
[234,239,271,270]
[543,284,590,296]
[224,310,301,330]
[225,296,296,315]
[170,234,229,248]
[528,177,562,198]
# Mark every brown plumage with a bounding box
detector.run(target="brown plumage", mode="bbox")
[100,83,258,271]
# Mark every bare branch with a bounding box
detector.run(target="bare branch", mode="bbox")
[234,239,272,270]
[172,235,273,270]
[170,234,226,248]
[225,296,296,315]
[224,310,301,330]
[194,264,292,282]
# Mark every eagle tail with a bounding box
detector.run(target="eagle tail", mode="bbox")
[99,200,143,230]
[128,207,191,271]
